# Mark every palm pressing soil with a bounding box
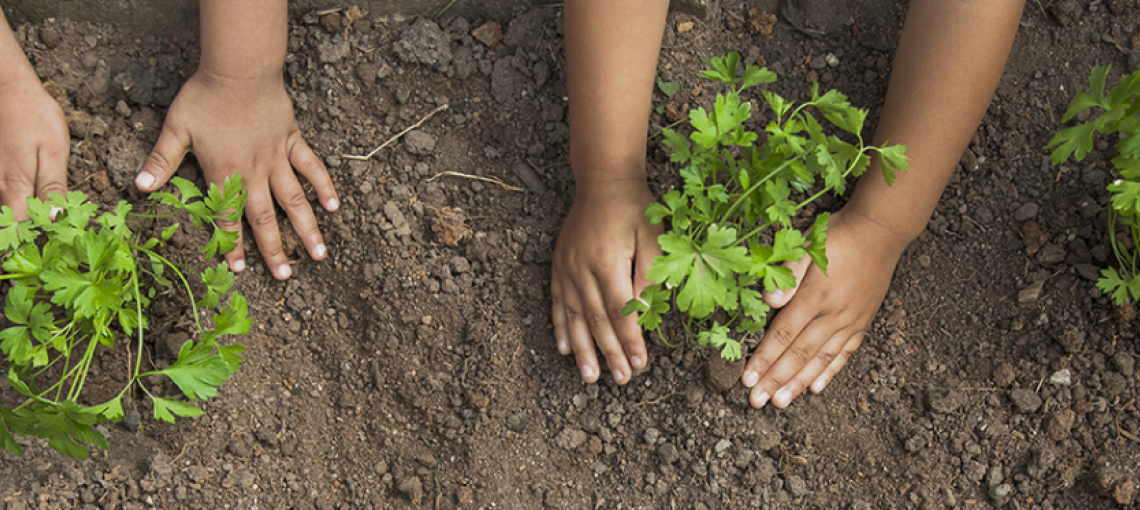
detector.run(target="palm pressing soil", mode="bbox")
[2,0,1140,508]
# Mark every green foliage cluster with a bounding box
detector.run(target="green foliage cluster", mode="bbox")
[0,176,251,459]
[1049,66,1140,306]
[623,53,908,361]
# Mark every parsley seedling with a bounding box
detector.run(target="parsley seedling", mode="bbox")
[1048,66,1140,310]
[623,53,908,361]
[0,176,250,459]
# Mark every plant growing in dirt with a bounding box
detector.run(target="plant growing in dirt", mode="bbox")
[0,176,251,460]
[622,52,909,361]
[1048,66,1140,309]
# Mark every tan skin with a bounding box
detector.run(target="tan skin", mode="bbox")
[0,8,69,220]
[0,1,337,278]
[552,0,1025,407]
[135,0,338,279]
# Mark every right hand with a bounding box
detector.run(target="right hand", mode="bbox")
[551,178,662,384]
[0,78,69,219]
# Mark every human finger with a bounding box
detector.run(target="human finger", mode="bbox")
[243,180,291,280]
[562,277,601,383]
[287,131,339,212]
[809,332,863,394]
[762,256,812,309]
[764,321,856,408]
[137,122,190,192]
[0,152,37,220]
[270,163,327,261]
[573,270,634,384]
[551,266,572,355]
[741,300,815,405]
[596,258,646,373]
[34,138,69,205]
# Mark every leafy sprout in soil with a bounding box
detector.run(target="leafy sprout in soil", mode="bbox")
[1048,65,1140,310]
[0,175,252,460]
[622,52,909,361]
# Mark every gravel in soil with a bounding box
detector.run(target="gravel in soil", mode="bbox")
[3,2,1140,509]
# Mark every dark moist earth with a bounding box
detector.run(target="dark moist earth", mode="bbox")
[3,0,1140,508]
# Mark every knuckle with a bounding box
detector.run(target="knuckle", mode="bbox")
[768,327,796,349]
[786,346,814,366]
[248,206,278,229]
[564,306,584,323]
[145,150,175,174]
[37,181,67,199]
[278,188,311,211]
[586,311,609,330]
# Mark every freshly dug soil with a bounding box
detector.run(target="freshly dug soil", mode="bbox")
[2,1,1140,509]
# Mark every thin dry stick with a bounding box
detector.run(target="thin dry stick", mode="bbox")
[427,171,524,192]
[343,104,450,161]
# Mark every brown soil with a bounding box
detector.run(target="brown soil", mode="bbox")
[3,1,1140,509]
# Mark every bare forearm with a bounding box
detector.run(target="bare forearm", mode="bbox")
[847,0,1025,243]
[0,9,38,87]
[565,0,669,190]
[198,0,287,81]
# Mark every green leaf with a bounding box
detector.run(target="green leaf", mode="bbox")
[697,322,741,361]
[876,143,909,185]
[152,397,205,424]
[160,344,235,401]
[662,129,693,163]
[198,263,236,309]
[700,52,741,84]
[162,223,181,241]
[83,397,124,423]
[739,287,770,322]
[0,410,24,456]
[1048,121,1100,163]
[621,285,672,331]
[213,293,252,338]
[1108,179,1140,216]
[0,207,37,251]
[648,233,697,287]
[169,177,203,202]
[218,343,246,373]
[805,212,830,275]
[690,107,719,149]
[761,90,792,120]
[657,80,680,97]
[740,65,777,89]
[1098,267,1136,305]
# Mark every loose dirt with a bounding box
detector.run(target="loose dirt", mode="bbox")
[2,1,1140,508]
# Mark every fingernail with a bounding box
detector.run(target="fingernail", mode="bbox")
[325,198,340,211]
[49,206,63,220]
[774,388,793,407]
[233,259,246,272]
[630,355,644,369]
[742,371,759,387]
[313,243,327,259]
[811,377,828,393]
[769,289,784,302]
[753,391,769,408]
[612,368,625,383]
[276,264,293,279]
[136,171,156,190]
[556,338,569,354]
[581,365,595,380]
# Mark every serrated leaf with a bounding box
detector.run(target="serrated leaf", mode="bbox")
[876,143,909,185]
[662,128,693,163]
[213,293,252,337]
[0,411,24,456]
[740,65,777,89]
[1048,121,1100,163]
[700,52,741,84]
[152,396,205,424]
[83,397,124,423]
[648,233,697,287]
[740,287,770,322]
[1098,267,1135,305]
[1108,179,1140,216]
[805,212,830,275]
[0,207,37,251]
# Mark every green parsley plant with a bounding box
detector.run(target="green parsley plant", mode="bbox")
[0,175,251,459]
[1048,66,1140,308]
[622,52,909,361]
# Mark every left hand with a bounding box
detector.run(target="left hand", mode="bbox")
[741,209,910,408]
[135,70,339,279]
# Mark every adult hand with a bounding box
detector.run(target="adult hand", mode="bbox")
[742,209,909,408]
[135,70,338,279]
[551,178,662,384]
[0,79,69,219]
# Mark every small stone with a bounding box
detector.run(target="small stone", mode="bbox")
[658,443,680,464]
[589,461,608,476]
[917,254,931,268]
[988,483,1012,501]
[715,439,732,454]
[397,477,423,506]
[786,475,809,497]
[1048,369,1072,386]
[39,26,62,49]
[1113,353,1135,377]
[992,362,1016,387]
[1009,388,1043,414]
[1018,280,1045,304]
[677,21,694,33]
[513,164,548,193]
[1014,202,1039,221]
[553,427,588,450]
[1114,480,1136,506]
[404,130,436,156]
[505,412,528,432]
[825,52,839,68]
[643,428,660,444]
[1044,409,1076,441]
[1056,324,1085,354]
[67,110,93,139]
[471,22,502,47]
[122,409,141,432]
[809,55,828,69]
[115,100,132,118]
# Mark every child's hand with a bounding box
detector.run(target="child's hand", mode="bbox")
[135,70,339,279]
[551,179,662,384]
[0,79,69,219]
[742,209,909,408]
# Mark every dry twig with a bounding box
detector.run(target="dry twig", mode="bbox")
[343,104,450,161]
[427,171,524,192]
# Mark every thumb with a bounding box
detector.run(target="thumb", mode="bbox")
[136,123,190,192]
[763,256,813,308]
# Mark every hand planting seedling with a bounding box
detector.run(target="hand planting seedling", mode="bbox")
[0,176,251,460]
[622,53,908,361]
[1049,66,1140,311]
